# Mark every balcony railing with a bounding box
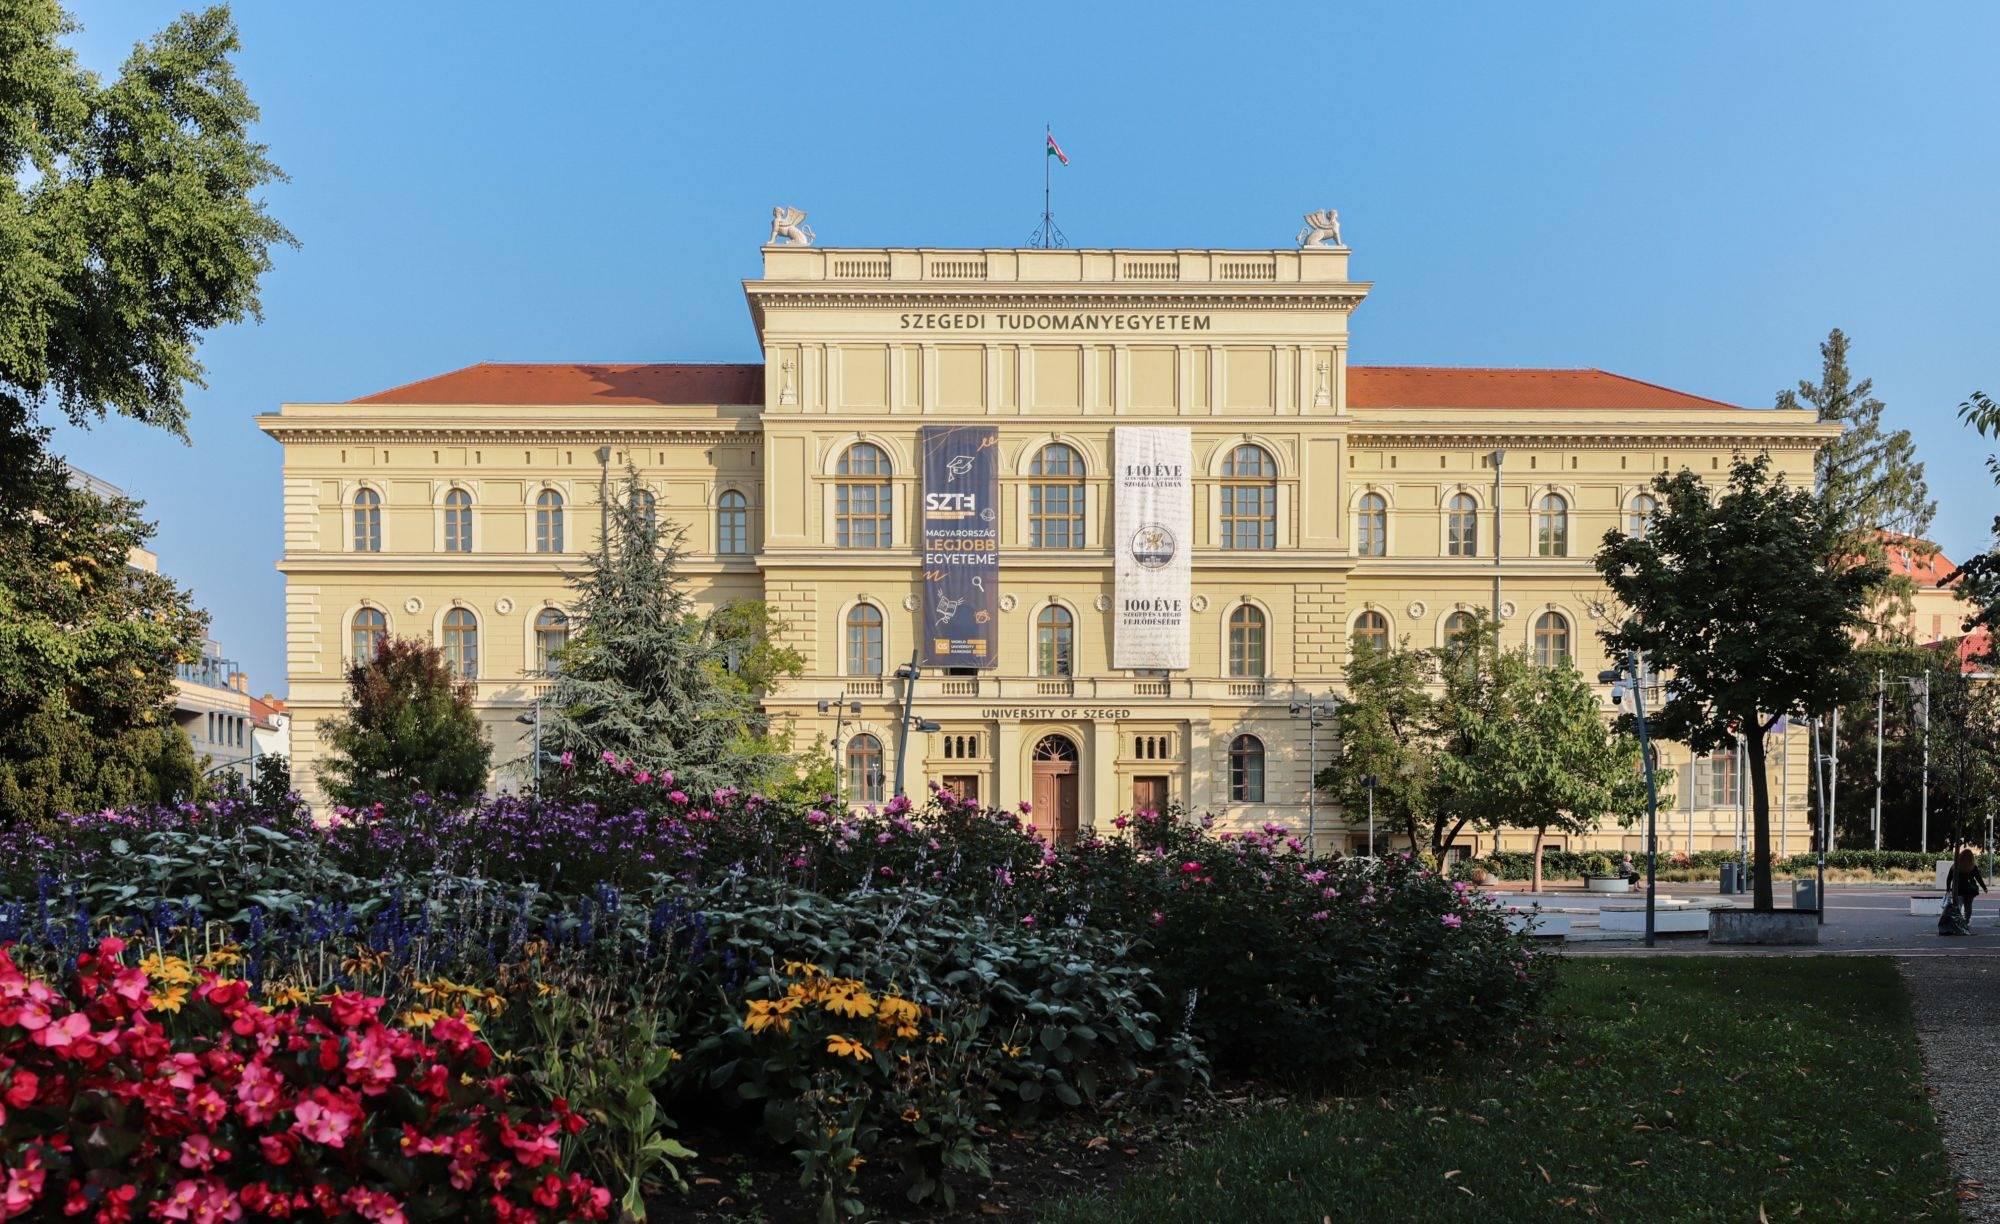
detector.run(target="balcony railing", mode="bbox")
[784,676,1299,704]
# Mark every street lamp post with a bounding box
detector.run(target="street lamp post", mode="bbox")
[889,653,940,799]
[817,696,862,801]
[514,701,542,799]
[1602,651,1660,947]
[1289,695,1339,858]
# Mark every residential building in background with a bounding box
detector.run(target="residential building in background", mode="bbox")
[258,230,1841,856]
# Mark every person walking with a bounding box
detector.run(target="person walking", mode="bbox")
[1943,848,1987,936]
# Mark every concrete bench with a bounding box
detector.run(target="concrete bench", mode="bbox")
[1502,910,1572,939]
[1600,905,1710,934]
[1912,893,1947,917]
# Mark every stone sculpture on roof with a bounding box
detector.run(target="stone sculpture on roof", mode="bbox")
[1297,209,1343,248]
[767,206,814,246]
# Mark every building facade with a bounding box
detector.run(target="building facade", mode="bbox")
[258,237,1837,855]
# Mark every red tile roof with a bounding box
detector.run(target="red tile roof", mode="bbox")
[349,363,763,406]
[1876,532,1958,587]
[347,363,1746,412]
[1348,367,1743,411]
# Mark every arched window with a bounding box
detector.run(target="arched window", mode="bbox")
[1533,611,1572,668]
[1535,493,1569,557]
[1353,610,1389,656]
[630,488,657,531]
[1446,493,1479,557]
[1036,605,1074,676]
[1228,605,1267,677]
[534,608,569,673]
[351,607,387,662]
[442,608,479,679]
[443,489,472,554]
[1356,492,1387,557]
[845,733,885,804]
[1443,610,1478,647]
[845,603,884,676]
[835,443,892,548]
[1029,443,1085,548]
[1229,735,1265,802]
[535,489,565,553]
[1627,493,1658,540]
[353,488,382,553]
[1219,445,1277,550]
[717,490,749,555]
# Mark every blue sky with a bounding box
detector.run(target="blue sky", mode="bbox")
[50,2,2000,694]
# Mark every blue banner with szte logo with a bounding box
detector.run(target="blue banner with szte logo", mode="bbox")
[920,425,999,668]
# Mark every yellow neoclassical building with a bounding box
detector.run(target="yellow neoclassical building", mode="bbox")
[258,235,1837,857]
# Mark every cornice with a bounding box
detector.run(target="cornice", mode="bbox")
[744,288,1366,313]
[258,424,752,446]
[1348,429,1832,450]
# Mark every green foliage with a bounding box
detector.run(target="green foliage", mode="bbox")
[518,981,695,1220]
[1320,616,1646,869]
[1951,390,2000,666]
[543,470,783,797]
[1596,456,1883,909]
[1828,644,2000,852]
[0,1,294,440]
[318,635,492,807]
[0,692,200,821]
[0,407,207,822]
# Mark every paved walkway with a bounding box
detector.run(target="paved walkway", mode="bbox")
[1900,957,2000,1219]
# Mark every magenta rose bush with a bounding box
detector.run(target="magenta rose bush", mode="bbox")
[0,937,612,1223]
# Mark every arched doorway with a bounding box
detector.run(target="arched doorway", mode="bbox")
[1030,734,1080,843]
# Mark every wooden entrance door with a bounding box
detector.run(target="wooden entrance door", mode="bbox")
[1132,775,1168,815]
[942,774,980,803]
[1030,734,1080,842]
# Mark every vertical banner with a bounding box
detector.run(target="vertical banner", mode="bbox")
[920,425,1000,668]
[1114,426,1192,670]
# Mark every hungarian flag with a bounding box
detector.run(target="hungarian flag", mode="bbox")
[1046,132,1069,165]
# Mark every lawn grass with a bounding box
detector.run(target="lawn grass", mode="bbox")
[1046,958,1954,1222]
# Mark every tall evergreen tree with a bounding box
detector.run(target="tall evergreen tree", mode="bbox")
[541,471,781,795]
[1776,329,1934,632]
[318,636,491,807]
[1597,456,1882,911]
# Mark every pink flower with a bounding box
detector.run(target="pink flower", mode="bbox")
[1021,915,1036,927]
[634,770,652,785]
[1310,910,1331,921]
[668,791,688,805]
[1149,910,1165,927]
[178,1135,228,1172]
[292,1090,358,1148]
[806,810,828,824]
[1440,913,1463,930]
[558,751,574,768]
[600,750,617,764]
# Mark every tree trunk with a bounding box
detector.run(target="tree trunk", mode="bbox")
[1532,826,1547,894]
[1745,724,1775,912]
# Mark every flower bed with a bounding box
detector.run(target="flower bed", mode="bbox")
[0,763,1546,1216]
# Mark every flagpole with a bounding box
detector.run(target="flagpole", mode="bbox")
[1044,122,1052,248]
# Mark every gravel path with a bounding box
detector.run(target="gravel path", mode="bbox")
[1901,956,2000,1220]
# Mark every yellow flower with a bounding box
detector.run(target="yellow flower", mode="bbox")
[196,945,243,970]
[825,1034,871,1062]
[824,989,877,1020]
[927,1033,948,1046]
[744,1007,789,1035]
[846,1156,867,1174]
[782,960,824,979]
[400,1008,443,1028]
[148,985,189,1014]
[667,1049,683,1062]
[139,954,195,986]
[877,996,921,1025]
[901,1108,922,1123]
[1001,1043,1026,1059]
[265,985,312,1007]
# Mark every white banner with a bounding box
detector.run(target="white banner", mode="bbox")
[1113,426,1192,670]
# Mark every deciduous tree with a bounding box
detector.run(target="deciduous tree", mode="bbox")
[318,636,491,807]
[1596,457,1882,911]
